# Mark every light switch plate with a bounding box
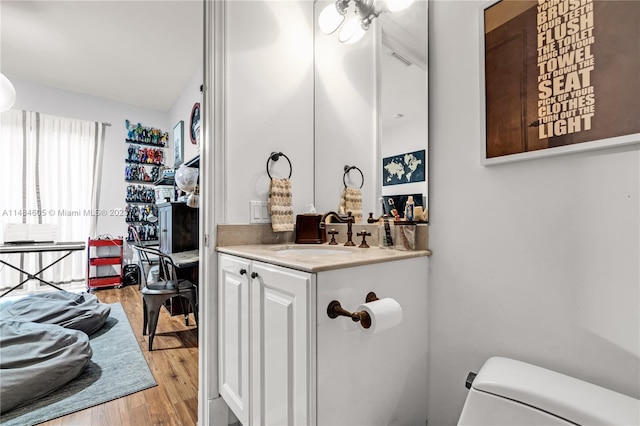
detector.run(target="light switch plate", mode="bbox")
[250,201,271,224]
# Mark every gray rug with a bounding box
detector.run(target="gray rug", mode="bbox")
[0,302,157,425]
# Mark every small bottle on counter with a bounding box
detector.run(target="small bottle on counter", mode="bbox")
[404,196,415,221]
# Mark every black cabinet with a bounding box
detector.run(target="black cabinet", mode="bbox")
[157,202,199,254]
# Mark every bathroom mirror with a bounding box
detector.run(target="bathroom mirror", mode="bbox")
[313,0,428,222]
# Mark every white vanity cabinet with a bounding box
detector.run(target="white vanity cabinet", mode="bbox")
[218,253,316,426]
[218,248,429,426]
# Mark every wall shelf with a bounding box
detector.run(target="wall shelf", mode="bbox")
[125,159,164,166]
[125,139,166,148]
[125,120,166,239]
[125,179,156,184]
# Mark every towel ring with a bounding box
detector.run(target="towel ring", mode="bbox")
[343,165,364,189]
[266,152,292,179]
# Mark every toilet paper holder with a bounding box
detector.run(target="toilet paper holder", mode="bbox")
[327,292,379,329]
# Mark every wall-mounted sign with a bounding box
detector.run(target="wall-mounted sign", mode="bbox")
[481,0,639,164]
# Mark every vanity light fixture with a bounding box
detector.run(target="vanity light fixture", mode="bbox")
[0,72,16,112]
[319,0,416,44]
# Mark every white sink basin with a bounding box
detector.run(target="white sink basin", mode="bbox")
[270,246,354,256]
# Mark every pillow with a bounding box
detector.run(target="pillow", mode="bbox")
[0,291,110,335]
[0,320,92,413]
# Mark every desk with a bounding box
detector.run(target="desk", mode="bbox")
[168,249,199,285]
[0,242,86,297]
[168,249,199,269]
[164,249,199,316]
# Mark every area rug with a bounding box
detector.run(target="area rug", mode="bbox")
[0,302,157,426]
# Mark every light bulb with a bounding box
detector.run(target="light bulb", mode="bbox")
[386,0,415,12]
[338,16,367,44]
[319,3,345,34]
[0,73,16,112]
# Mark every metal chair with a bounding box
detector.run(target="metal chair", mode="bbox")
[132,245,198,351]
[129,225,159,289]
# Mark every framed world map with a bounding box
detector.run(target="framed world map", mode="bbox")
[382,149,426,186]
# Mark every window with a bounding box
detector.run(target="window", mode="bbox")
[1,110,105,295]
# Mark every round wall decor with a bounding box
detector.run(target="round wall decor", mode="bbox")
[189,102,200,145]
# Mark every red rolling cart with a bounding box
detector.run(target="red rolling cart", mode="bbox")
[87,238,123,290]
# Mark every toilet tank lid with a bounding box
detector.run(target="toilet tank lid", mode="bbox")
[471,357,640,426]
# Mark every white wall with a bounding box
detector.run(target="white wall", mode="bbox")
[426,2,640,425]
[169,65,203,167]
[224,0,314,223]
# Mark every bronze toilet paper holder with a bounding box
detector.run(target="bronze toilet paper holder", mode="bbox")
[327,291,379,329]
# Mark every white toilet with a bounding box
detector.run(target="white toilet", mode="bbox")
[458,357,640,425]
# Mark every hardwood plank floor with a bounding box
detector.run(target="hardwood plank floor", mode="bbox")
[40,285,199,426]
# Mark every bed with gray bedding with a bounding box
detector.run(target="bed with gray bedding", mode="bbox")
[0,291,111,414]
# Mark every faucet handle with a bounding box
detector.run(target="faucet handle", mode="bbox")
[357,230,371,248]
[327,229,339,245]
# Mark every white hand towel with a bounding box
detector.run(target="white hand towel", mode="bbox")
[268,178,295,232]
[339,186,362,224]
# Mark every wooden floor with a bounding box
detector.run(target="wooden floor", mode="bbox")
[41,285,199,426]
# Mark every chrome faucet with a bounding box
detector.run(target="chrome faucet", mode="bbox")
[320,211,355,246]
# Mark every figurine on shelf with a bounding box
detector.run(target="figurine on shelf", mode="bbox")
[125,165,135,181]
[147,187,156,203]
[134,123,143,142]
[151,128,160,145]
[125,119,136,141]
[151,166,160,182]
[148,224,157,240]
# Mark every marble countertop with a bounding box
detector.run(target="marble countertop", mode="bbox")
[216,243,431,273]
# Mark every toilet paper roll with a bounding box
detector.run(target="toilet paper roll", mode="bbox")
[356,298,403,335]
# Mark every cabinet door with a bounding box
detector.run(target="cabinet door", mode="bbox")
[250,261,315,426]
[218,254,251,425]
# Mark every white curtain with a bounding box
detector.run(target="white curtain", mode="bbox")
[0,110,105,295]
